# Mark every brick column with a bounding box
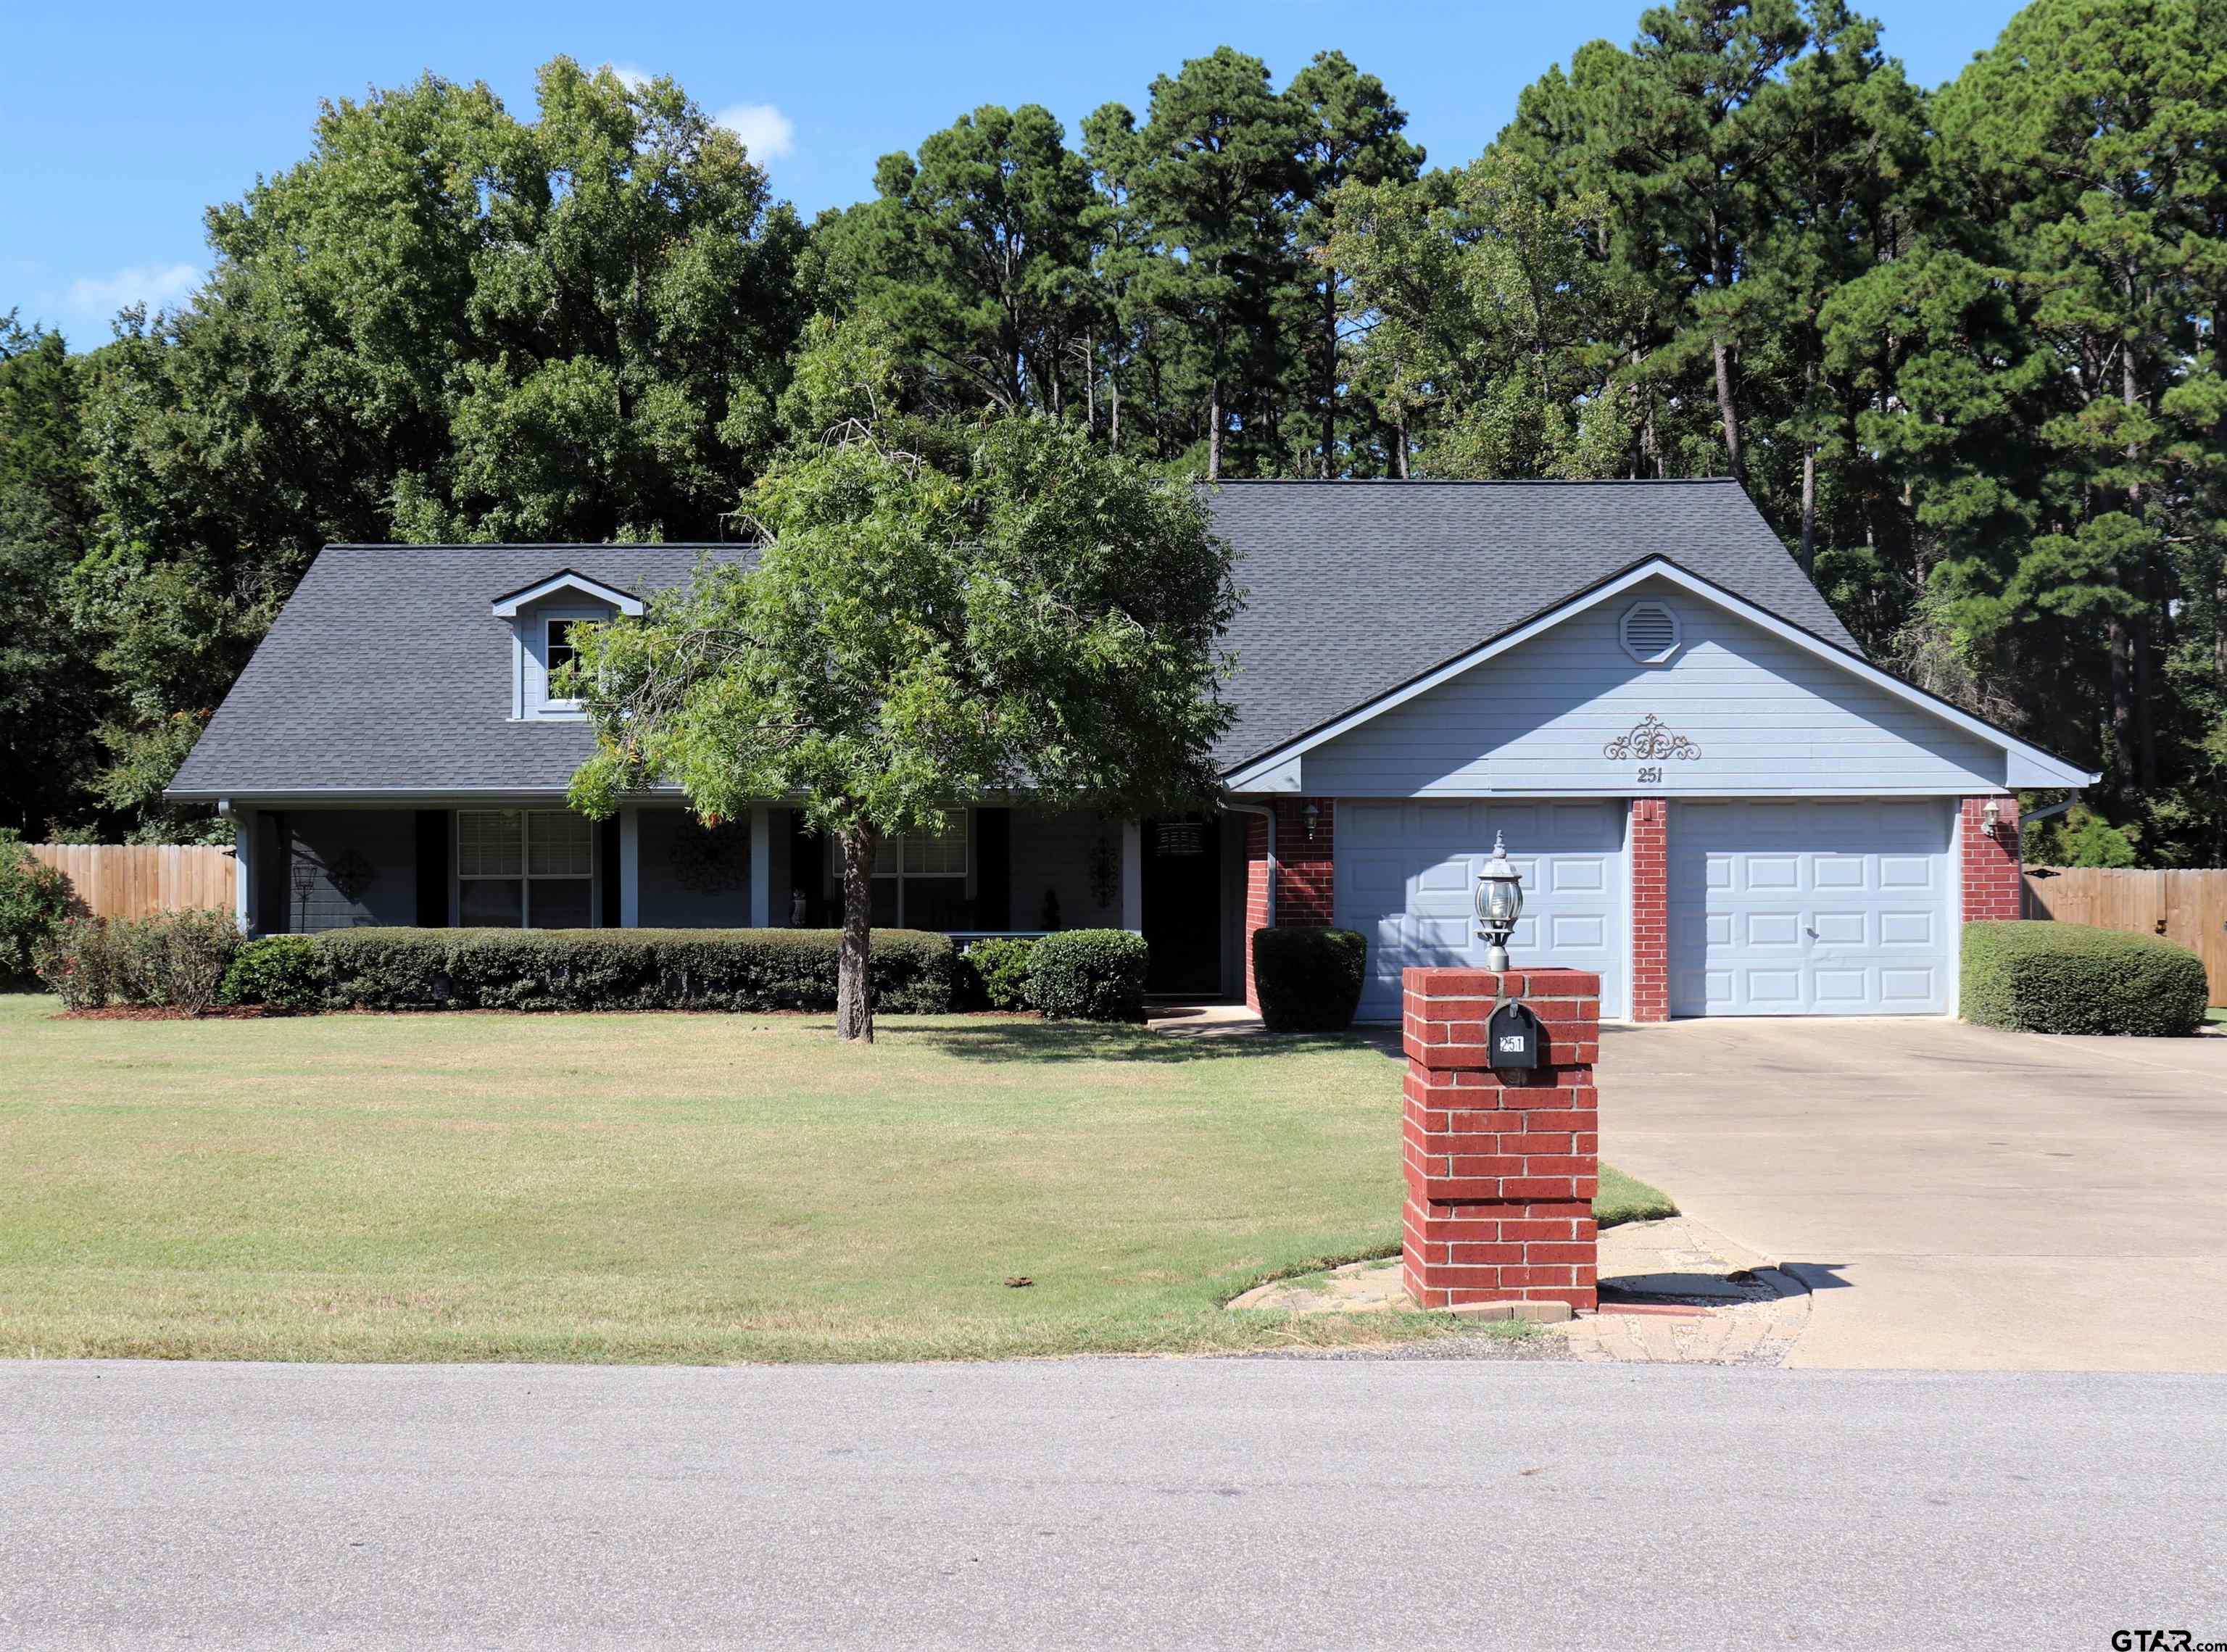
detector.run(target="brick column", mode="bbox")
[1241,812,1271,1010]
[1401,967,1599,1317]
[1960,795,2023,921]
[1628,798,1669,1022]
[1272,797,1334,926]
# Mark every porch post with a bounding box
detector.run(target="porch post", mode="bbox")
[230,803,254,934]
[1121,818,1143,933]
[619,807,641,928]
[749,805,771,928]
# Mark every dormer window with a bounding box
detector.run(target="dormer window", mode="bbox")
[491,570,644,721]
[545,619,582,706]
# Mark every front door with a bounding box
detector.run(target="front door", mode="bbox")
[1141,815,1222,995]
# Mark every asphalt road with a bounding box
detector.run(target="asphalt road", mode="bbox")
[5,1359,2224,1650]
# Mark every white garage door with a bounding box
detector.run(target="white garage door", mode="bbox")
[1336,801,1626,1021]
[1670,800,1954,1016]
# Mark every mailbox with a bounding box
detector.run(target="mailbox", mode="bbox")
[1486,1000,1544,1071]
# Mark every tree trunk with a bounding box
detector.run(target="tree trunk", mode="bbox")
[1207,379,1222,481]
[837,823,876,1045]
[1321,272,1339,478]
[1799,447,1818,578]
[1712,338,1744,485]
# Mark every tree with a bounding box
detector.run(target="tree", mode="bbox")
[1086,49,1306,478]
[0,315,108,836]
[812,105,1100,417]
[566,323,1239,1040]
[64,59,807,830]
[1283,51,1424,476]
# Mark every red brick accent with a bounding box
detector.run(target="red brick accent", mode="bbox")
[1960,795,2023,921]
[1272,797,1335,926]
[1401,967,1600,1312]
[1240,798,1337,1011]
[1628,798,1669,1023]
[1241,812,1271,1010]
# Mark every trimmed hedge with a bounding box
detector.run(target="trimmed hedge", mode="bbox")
[220,935,323,1013]
[311,927,956,1013]
[1252,926,1368,1033]
[1027,929,1149,1022]
[958,936,1038,1012]
[1962,920,2209,1037]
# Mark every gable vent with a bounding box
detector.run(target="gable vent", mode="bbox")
[1620,601,1681,665]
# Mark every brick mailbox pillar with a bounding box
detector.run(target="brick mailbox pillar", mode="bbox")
[1401,967,1600,1316]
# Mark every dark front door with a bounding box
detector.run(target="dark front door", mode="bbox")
[1141,814,1222,995]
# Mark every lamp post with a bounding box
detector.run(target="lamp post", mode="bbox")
[1472,831,1525,972]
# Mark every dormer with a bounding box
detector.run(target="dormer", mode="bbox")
[491,570,644,721]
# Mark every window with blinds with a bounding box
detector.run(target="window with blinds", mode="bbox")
[456,810,594,928]
[870,816,969,927]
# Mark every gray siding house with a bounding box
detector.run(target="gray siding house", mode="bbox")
[168,481,2093,1021]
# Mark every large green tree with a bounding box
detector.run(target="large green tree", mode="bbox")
[567,324,1239,1039]
[68,59,806,825]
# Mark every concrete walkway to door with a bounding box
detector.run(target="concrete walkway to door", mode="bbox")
[1597,1017,2227,1371]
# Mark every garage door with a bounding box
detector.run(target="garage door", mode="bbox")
[1336,801,1626,1021]
[1670,800,1954,1016]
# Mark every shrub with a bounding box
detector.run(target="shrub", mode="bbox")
[1962,921,2209,1037]
[1027,929,1148,1022]
[313,927,958,1013]
[0,838,77,986]
[959,936,1038,1011]
[36,908,242,1013]
[1251,927,1368,1033]
[220,935,325,1013]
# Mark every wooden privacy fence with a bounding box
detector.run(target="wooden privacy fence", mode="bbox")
[25,844,236,921]
[2023,866,2227,1006]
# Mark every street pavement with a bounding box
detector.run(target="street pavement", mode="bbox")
[4,1357,2223,1650]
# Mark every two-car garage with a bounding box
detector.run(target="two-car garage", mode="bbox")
[1335,797,1959,1022]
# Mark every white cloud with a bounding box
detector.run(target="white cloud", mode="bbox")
[602,61,654,92]
[64,262,200,325]
[714,103,795,162]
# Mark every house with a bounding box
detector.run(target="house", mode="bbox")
[167,480,2096,1021]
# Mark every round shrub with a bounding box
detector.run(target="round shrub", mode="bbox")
[0,839,77,987]
[1027,929,1149,1022]
[1962,920,2209,1037]
[34,908,241,1014]
[1251,926,1368,1033]
[960,936,1038,1011]
[220,935,325,1013]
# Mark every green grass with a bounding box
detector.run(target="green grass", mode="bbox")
[1595,1164,1679,1228]
[0,995,1668,1364]
[2207,1007,2226,1026]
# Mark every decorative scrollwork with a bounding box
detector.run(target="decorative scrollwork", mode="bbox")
[327,848,377,903]
[1604,713,1701,763]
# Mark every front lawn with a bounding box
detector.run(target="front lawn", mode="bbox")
[0,996,1654,1363]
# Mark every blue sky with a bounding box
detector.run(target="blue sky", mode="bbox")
[5,0,2024,345]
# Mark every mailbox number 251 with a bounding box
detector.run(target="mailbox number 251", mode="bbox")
[1636,765,1664,784]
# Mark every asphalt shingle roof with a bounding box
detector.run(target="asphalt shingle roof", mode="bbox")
[168,545,752,797]
[170,481,1852,797]
[1200,479,1855,768]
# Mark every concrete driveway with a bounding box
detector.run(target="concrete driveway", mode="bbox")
[1598,1018,2227,1372]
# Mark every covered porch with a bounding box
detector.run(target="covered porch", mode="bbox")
[227,802,1246,998]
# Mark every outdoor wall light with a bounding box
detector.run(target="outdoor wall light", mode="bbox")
[1303,801,1322,840]
[1472,832,1525,972]
[1982,800,2004,839]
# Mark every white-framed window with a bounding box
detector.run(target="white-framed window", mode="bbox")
[544,619,582,705]
[871,815,969,927]
[457,810,595,929]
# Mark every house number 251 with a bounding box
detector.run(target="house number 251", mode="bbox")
[1636,765,1664,784]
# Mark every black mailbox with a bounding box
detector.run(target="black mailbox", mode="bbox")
[1487,1000,1544,1071]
